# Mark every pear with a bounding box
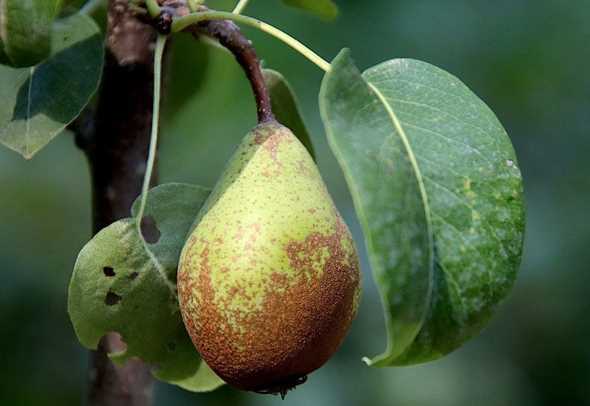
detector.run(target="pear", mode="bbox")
[178,121,361,393]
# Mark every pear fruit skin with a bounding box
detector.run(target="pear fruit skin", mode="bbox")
[178,122,361,393]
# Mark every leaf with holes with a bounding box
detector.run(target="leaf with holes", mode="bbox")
[0,13,103,159]
[263,68,315,159]
[68,183,225,392]
[320,50,525,366]
[282,0,338,20]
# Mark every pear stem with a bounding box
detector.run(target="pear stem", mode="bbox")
[195,18,275,123]
[149,3,276,123]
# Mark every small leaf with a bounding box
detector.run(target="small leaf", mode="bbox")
[282,0,338,20]
[68,183,225,392]
[163,37,210,118]
[0,13,103,159]
[0,0,62,67]
[320,50,525,366]
[263,68,315,158]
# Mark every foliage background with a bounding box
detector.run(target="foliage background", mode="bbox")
[1,0,588,404]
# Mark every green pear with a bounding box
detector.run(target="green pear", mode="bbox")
[178,121,361,393]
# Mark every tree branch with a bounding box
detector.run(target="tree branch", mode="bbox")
[77,1,158,405]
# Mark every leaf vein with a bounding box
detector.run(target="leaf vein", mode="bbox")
[366,78,435,338]
[421,173,509,258]
[400,121,495,166]
[375,94,494,142]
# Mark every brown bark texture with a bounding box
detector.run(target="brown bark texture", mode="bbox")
[79,1,157,405]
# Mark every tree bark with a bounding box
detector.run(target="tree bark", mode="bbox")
[79,1,157,405]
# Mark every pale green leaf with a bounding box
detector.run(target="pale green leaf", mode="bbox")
[68,183,225,392]
[320,50,525,366]
[0,13,103,158]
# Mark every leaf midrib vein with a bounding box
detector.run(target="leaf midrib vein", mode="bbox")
[367,80,434,241]
[366,78,435,333]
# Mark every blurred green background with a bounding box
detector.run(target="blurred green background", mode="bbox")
[1,0,589,404]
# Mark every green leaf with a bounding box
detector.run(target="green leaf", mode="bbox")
[0,13,103,158]
[320,50,525,366]
[68,183,225,392]
[282,0,338,20]
[0,0,62,67]
[0,39,10,65]
[263,68,315,158]
[163,36,210,119]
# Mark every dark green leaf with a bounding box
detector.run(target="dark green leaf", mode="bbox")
[263,68,315,158]
[0,39,10,65]
[163,36,210,119]
[0,0,62,67]
[68,183,225,392]
[320,50,525,366]
[282,0,338,20]
[0,13,103,158]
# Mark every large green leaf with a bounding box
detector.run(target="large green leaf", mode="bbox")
[0,0,62,67]
[282,0,338,20]
[68,183,225,392]
[320,50,525,366]
[0,13,103,159]
[263,68,315,158]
